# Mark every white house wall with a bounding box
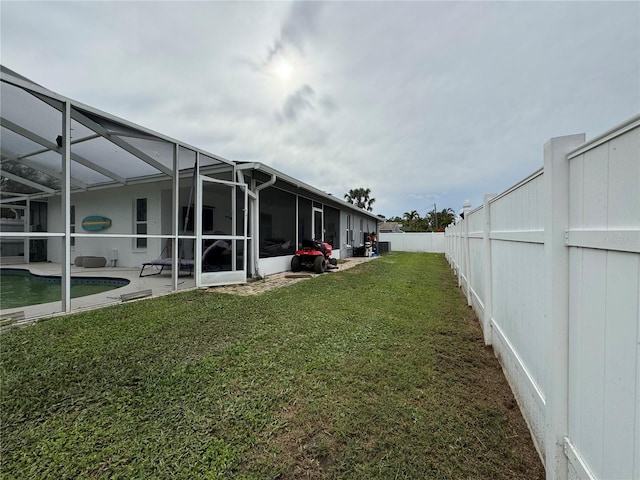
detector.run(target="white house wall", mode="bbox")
[341,210,376,251]
[45,177,379,273]
[45,175,238,269]
[48,183,164,268]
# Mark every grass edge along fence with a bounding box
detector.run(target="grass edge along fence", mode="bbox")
[445,115,640,480]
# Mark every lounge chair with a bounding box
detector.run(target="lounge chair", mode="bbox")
[139,242,194,277]
[139,240,230,277]
[139,256,194,277]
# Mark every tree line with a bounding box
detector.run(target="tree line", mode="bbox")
[344,187,455,232]
[386,208,456,232]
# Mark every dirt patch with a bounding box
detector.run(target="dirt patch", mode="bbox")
[206,256,378,296]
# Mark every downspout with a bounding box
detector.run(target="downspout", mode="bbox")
[252,174,276,279]
[236,165,276,279]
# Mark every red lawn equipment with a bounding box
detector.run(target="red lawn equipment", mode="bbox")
[291,239,339,274]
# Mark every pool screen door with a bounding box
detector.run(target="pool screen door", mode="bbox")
[196,175,248,287]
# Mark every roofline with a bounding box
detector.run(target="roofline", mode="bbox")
[1,66,378,222]
[0,65,234,167]
[236,162,380,221]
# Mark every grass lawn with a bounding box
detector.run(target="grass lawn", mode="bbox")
[1,252,544,479]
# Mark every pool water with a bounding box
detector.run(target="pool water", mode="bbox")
[0,269,130,309]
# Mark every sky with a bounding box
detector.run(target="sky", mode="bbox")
[1,1,639,219]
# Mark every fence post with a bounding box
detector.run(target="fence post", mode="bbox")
[482,194,496,345]
[456,225,462,286]
[543,133,585,480]
[462,200,472,306]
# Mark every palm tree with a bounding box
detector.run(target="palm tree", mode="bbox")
[403,210,420,221]
[344,188,375,212]
[426,207,456,231]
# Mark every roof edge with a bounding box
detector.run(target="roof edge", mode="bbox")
[236,161,380,221]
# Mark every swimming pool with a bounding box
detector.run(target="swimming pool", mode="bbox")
[0,269,130,309]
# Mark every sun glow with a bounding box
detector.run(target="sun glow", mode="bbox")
[273,57,293,80]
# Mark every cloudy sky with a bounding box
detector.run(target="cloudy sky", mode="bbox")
[2,1,638,218]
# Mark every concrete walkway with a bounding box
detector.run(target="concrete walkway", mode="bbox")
[209,256,378,296]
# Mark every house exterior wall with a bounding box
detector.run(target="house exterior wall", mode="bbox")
[255,187,379,276]
[255,182,378,267]
[341,209,377,253]
[47,182,165,268]
[45,179,379,275]
[45,173,240,269]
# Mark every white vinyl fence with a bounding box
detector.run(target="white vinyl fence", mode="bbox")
[378,232,445,252]
[445,115,640,480]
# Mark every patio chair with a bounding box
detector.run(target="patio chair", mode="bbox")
[139,243,194,277]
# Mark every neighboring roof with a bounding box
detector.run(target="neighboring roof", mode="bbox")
[379,221,403,232]
[236,162,381,221]
[1,65,233,202]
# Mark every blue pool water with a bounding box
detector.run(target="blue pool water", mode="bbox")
[0,269,130,309]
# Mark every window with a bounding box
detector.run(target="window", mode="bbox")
[135,198,147,249]
[70,205,75,248]
[346,214,353,245]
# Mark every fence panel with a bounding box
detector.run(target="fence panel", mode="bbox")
[377,232,445,253]
[467,206,486,320]
[489,171,548,458]
[566,124,640,480]
[444,115,640,480]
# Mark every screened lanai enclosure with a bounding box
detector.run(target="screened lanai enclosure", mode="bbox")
[0,66,379,317]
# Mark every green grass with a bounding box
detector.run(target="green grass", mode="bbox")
[1,253,544,479]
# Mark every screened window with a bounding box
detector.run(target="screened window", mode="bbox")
[324,206,340,248]
[298,197,312,247]
[135,198,147,249]
[313,208,323,241]
[346,214,353,245]
[259,187,295,258]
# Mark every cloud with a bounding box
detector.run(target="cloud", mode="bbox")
[1,1,637,220]
[277,2,323,55]
[275,85,337,125]
[256,1,324,76]
[276,85,316,123]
